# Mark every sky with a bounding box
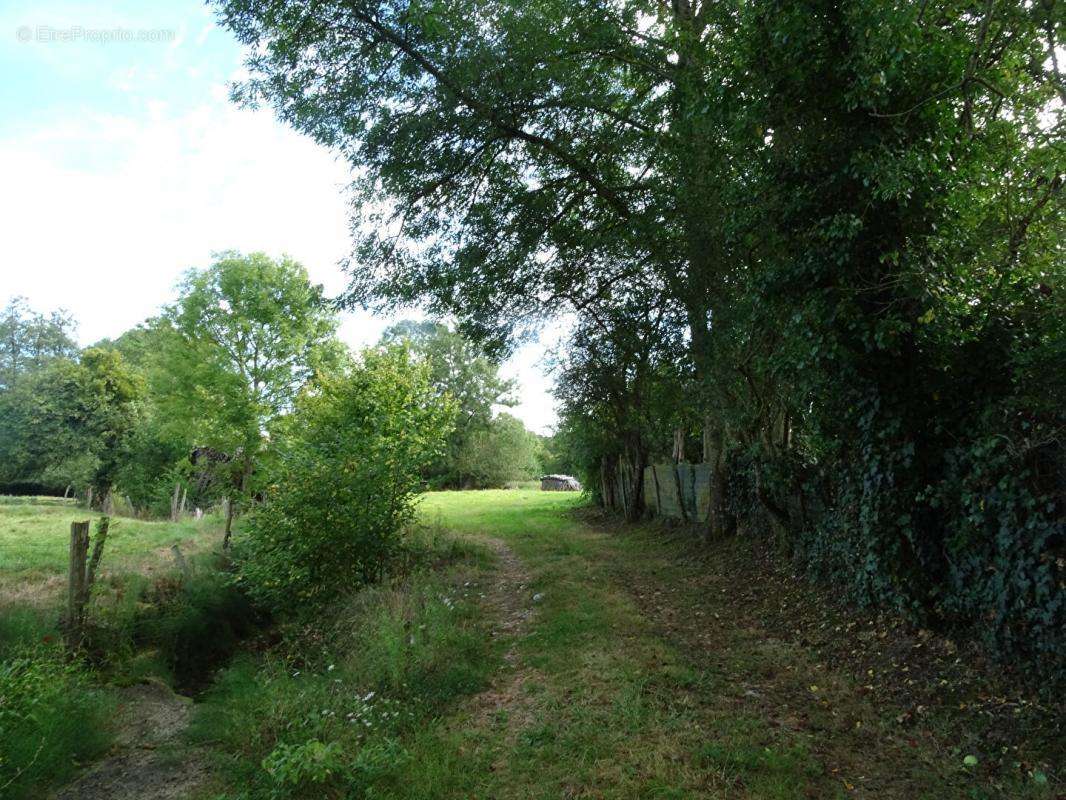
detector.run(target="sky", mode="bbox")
[0,0,558,433]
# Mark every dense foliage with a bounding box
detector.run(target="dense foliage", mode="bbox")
[0,253,347,523]
[155,252,345,541]
[218,0,1064,667]
[0,296,78,392]
[0,347,142,503]
[380,320,542,487]
[452,412,541,488]
[234,346,454,610]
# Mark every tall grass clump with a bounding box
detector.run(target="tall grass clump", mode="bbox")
[0,639,114,800]
[191,532,494,800]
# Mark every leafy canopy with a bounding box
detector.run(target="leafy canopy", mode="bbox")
[380,320,515,487]
[155,251,343,464]
[0,297,79,392]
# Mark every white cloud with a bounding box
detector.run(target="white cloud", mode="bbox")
[194,22,212,46]
[0,93,559,432]
[499,342,558,435]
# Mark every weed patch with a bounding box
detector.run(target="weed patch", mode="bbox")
[190,534,495,799]
[0,643,115,800]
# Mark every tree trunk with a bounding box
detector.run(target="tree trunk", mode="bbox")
[617,454,630,519]
[755,467,791,543]
[622,439,648,523]
[599,457,613,509]
[704,426,735,541]
[170,482,181,522]
[672,428,686,463]
[85,517,109,594]
[223,453,253,550]
[223,498,235,548]
[650,464,663,516]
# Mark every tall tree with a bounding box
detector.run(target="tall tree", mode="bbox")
[453,411,541,488]
[105,321,199,515]
[216,0,1065,660]
[379,320,514,486]
[0,348,142,504]
[213,0,759,528]
[157,251,343,544]
[0,297,79,391]
[552,289,690,520]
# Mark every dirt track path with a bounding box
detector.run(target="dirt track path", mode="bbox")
[461,537,540,728]
[53,681,207,800]
[406,491,1059,798]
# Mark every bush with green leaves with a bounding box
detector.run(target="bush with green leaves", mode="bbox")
[453,412,541,489]
[190,533,489,800]
[261,739,347,795]
[234,346,454,610]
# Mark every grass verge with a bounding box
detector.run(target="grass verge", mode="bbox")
[188,527,497,799]
[0,635,115,800]
[0,497,233,798]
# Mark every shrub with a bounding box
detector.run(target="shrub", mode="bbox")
[262,738,348,795]
[234,346,453,611]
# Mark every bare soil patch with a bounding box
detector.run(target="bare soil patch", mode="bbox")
[53,681,207,800]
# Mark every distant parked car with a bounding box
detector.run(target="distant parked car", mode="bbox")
[540,474,581,491]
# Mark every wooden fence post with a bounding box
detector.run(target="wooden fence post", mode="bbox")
[66,521,90,646]
[65,517,109,650]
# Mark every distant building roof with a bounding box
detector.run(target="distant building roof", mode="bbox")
[540,474,582,491]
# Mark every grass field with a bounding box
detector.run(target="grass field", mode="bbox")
[3,490,1055,799]
[406,490,858,798]
[191,488,1057,799]
[390,490,1055,799]
[0,496,223,606]
[417,487,584,537]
